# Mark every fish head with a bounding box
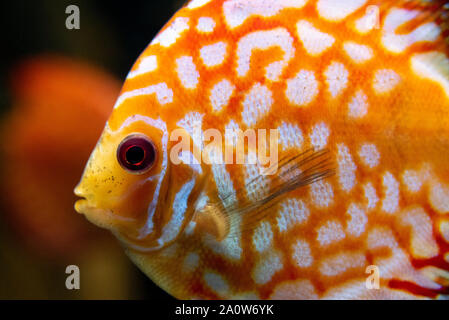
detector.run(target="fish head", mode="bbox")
[74,107,185,250]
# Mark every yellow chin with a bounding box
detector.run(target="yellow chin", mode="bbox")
[75,197,141,234]
[74,198,115,230]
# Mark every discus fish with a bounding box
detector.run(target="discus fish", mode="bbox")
[75,0,449,299]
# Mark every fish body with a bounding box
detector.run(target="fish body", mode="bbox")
[75,0,449,299]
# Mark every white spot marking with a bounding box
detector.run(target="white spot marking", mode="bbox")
[277,122,303,150]
[223,0,308,29]
[286,70,319,106]
[277,199,310,233]
[253,221,274,253]
[348,89,368,118]
[317,220,345,246]
[429,181,449,214]
[400,207,439,259]
[343,42,373,64]
[244,151,271,202]
[176,56,200,89]
[310,181,334,208]
[113,83,173,109]
[177,112,204,150]
[152,17,189,48]
[296,20,335,56]
[402,170,423,193]
[381,172,400,214]
[346,203,367,237]
[355,6,379,34]
[337,144,357,192]
[158,179,196,245]
[358,143,380,169]
[241,83,273,126]
[210,79,235,112]
[236,28,294,81]
[317,0,367,22]
[292,239,313,268]
[183,252,200,272]
[188,0,211,9]
[203,271,230,297]
[309,122,330,150]
[200,42,228,67]
[440,220,449,243]
[363,182,379,210]
[196,17,216,33]
[252,250,283,285]
[225,120,240,147]
[320,252,366,276]
[373,69,401,94]
[324,62,349,98]
[128,55,158,79]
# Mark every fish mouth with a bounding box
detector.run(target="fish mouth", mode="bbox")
[74,198,115,229]
[74,185,102,219]
[74,198,90,215]
[75,196,138,231]
[74,184,88,214]
[74,197,102,219]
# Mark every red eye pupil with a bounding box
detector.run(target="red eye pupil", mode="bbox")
[117,135,156,173]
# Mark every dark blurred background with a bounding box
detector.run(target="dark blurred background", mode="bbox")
[0,0,185,107]
[0,0,185,299]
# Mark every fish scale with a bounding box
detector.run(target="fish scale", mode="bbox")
[75,0,449,299]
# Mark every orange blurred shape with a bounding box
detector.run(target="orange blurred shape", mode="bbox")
[1,55,121,258]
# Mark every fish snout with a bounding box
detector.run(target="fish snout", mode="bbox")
[73,182,115,229]
[74,183,89,214]
[73,179,97,215]
[74,183,86,199]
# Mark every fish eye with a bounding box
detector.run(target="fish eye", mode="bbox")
[117,134,157,174]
